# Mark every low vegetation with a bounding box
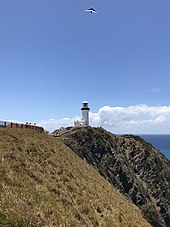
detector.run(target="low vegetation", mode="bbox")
[0,128,150,226]
[62,127,170,227]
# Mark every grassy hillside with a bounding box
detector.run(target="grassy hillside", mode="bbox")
[0,128,151,226]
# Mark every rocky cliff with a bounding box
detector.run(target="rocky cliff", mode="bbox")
[62,127,170,227]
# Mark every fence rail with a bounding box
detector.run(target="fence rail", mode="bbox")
[0,121,44,131]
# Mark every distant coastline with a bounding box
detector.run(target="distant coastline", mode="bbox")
[139,135,170,160]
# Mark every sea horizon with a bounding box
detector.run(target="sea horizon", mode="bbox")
[139,134,170,160]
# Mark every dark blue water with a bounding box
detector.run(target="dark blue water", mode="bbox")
[139,135,170,160]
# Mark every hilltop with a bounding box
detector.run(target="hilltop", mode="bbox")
[0,128,150,226]
[62,127,170,227]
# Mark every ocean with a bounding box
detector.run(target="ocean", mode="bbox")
[139,135,170,160]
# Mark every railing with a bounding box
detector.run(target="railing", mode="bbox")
[0,121,44,131]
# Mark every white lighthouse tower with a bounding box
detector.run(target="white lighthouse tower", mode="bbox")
[74,100,90,127]
[81,100,90,126]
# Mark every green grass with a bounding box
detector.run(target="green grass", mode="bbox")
[0,128,151,226]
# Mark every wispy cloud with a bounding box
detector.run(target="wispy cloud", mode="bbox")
[150,88,161,93]
[38,105,170,134]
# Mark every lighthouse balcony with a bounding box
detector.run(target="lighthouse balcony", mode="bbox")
[81,107,90,111]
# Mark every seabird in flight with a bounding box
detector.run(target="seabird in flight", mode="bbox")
[85,8,97,13]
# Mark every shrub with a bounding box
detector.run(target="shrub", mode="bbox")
[141,203,165,227]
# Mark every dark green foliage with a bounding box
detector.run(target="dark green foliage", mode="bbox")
[141,203,165,227]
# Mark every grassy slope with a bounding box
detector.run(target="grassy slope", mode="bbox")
[0,129,151,226]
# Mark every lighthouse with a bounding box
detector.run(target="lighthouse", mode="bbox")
[81,100,90,126]
[74,100,90,127]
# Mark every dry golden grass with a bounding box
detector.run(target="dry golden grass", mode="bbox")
[0,128,151,226]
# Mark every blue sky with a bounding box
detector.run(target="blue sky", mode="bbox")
[1,0,170,133]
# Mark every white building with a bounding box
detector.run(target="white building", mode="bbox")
[74,100,90,127]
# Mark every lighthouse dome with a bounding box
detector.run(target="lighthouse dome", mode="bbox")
[83,100,88,104]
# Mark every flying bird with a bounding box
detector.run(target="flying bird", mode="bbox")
[85,8,97,14]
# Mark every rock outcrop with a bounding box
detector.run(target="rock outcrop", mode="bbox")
[62,127,170,227]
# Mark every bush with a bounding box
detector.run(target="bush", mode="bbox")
[141,203,165,227]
